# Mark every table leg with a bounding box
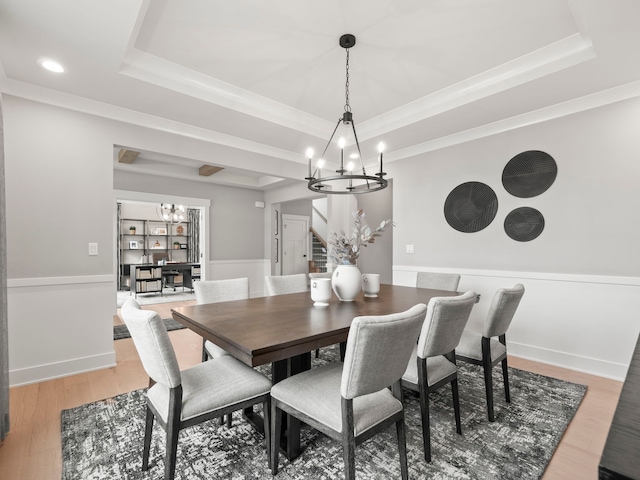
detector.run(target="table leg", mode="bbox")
[271,352,311,460]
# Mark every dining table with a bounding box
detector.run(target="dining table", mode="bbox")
[171,283,459,460]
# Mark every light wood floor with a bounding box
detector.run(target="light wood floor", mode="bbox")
[0,299,623,479]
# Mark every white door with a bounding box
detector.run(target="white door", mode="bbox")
[282,215,309,275]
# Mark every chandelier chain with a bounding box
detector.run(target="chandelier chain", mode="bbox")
[344,48,351,112]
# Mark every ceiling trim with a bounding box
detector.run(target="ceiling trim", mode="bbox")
[4,71,640,172]
[388,79,640,162]
[120,48,333,139]
[358,33,595,140]
[0,76,303,165]
[113,161,288,190]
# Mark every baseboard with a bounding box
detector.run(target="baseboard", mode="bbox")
[508,341,628,381]
[9,351,116,387]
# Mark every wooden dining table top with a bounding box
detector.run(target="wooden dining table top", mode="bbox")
[171,283,458,368]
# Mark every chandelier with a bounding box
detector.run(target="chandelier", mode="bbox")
[159,203,185,223]
[306,34,388,195]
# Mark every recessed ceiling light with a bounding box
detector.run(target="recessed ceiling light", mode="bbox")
[38,58,65,73]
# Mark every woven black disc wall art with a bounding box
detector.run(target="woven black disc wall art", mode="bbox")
[444,182,498,233]
[502,150,557,198]
[504,207,545,242]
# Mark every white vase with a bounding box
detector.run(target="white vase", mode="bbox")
[332,264,362,301]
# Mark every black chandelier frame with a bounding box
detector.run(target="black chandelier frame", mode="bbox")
[306,34,388,195]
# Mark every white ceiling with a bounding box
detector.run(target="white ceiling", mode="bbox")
[1,0,640,191]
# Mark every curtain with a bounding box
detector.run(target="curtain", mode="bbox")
[187,208,200,264]
[0,94,10,440]
[116,203,122,289]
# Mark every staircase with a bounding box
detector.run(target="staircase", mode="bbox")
[309,228,327,273]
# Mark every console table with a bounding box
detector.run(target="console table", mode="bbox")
[599,333,640,479]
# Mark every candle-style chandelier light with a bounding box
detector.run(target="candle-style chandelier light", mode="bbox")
[306,34,388,195]
[159,203,185,223]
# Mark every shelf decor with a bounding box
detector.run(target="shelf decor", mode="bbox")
[129,240,138,249]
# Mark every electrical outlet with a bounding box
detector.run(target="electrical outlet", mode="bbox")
[88,243,98,256]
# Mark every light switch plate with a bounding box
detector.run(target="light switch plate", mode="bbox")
[406,244,414,254]
[88,243,98,256]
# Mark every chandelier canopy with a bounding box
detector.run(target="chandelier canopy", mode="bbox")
[306,34,388,195]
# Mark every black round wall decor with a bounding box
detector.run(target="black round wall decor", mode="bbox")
[502,150,557,198]
[504,207,545,242]
[444,182,498,233]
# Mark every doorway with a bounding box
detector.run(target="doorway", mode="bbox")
[281,214,309,276]
[114,190,210,306]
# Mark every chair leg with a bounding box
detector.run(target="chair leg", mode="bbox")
[315,348,320,358]
[502,357,511,403]
[164,387,182,480]
[270,402,282,475]
[396,416,409,480]
[418,359,432,462]
[142,405,154,471]
[201,339,208,363]
[451,378,462,434]
[226,412,233,428]
[263,398,271,463]
[341,398,356,480]
[481,337,495,422]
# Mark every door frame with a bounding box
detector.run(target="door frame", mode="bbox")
[281,214,310,276]
[113,190,211,302]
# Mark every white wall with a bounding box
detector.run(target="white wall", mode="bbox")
[389,96,640,379]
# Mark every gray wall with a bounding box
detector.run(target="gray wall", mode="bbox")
[356,180,393,284]
[389,96,640,278]
[115,170,265,260]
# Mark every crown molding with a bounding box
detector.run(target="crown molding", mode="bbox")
[387,79,640,162]
[0,76,302,165]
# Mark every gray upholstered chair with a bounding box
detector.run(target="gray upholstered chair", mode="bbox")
[401,290,476,462]
[308,272,332,280]
[266,273,318,357]
[120,298,271,480]
[270,304,428,480]
[455,283,525,422]
[194,278,250,361]
[265,273,308,296]
[416,271,461,292]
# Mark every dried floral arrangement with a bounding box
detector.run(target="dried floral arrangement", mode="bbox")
[328,209,392,265]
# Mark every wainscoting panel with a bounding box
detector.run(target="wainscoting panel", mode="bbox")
[206,259,271,298]
[394,266,640,380]
[7,275,115,386]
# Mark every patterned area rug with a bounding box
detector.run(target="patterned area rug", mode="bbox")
[113,318,185,340]
[61,347,586,479]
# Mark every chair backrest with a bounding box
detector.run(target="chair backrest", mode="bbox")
[194,277,249,305]
[483,283,525,338]
[308,272,332,280]
[152,252,169,263]
[121,298,181,388]
[341,304,427,400]
[416,271,461,291]
[417,291,476,359]
[265,273,308,296]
